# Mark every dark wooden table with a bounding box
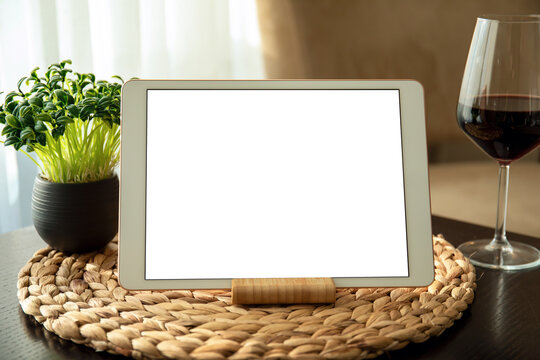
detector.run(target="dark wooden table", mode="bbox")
[1,216,539,360]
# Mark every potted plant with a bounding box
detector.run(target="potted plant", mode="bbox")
[0,60,123,253]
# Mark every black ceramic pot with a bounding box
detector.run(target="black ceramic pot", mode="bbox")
[32,175,119,253]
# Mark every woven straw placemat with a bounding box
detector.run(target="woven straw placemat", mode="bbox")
[17,235,475,360]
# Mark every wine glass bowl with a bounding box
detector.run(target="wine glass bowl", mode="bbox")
[456,15,540,270]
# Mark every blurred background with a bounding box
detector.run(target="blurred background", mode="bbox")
[1,0,539,236]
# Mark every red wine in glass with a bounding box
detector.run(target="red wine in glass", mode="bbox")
[457,94,540,163]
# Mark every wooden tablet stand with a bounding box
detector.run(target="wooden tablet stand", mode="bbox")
[231,278,336,305]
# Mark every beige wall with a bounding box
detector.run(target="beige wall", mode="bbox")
[257,0,540,160]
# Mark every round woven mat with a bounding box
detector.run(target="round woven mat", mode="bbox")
[18,235,475,360]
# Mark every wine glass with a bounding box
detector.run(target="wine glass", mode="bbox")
[456,15,540,270]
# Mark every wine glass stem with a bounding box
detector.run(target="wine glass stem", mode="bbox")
[492,163,510,248]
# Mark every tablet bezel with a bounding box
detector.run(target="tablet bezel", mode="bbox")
[119,80,434,289]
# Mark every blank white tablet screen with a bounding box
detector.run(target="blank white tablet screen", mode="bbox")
[145,89,408,279]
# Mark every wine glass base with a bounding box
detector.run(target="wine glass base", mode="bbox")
[457,240,540,270]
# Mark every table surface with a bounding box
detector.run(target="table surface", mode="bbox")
[1,216,539,360]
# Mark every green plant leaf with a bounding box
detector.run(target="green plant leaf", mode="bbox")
[21,113,35,127]
[53,89,68,104]
[30,82,46,93]
[6,114,21,129]
[43,102,56,111]
[19,105,32,118]
[36,133,46,146]
[67,93,75,105]
[111,75,124,84]
[1,125,16,136]
[70,81,79,93]
[85,89,98,97]
[80,80,92,90]
[11,104,21,117]
[60,59,72,66]
[31,86,46,96]
[53,109,63,120]
[5,92,18,103]
[80,98,97,106]
[17,77,27,93]
[12,100,28,119]
[57,116,74,125]
[0,113,5,124]
[97,96,112,108]
[21,127,36,141]
[51,124,65,139]
[35,89,49,98]
[66,104,79,117]
[25,144,34,152]
[30,67,40,80]
[34,120,48,133]
[28,96,43,108]
[94,110,107,118]
[4,136,19,146]
[35,113,54,123]
[79,105,93,120]
[61,69,72,78]
[6,101,17,113]
[50,74,63,86]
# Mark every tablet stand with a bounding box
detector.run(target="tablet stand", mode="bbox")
[231,278,336,305]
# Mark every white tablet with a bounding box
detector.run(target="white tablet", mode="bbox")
[118,80,434,290]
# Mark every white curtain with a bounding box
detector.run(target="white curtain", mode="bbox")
[0,0,264,233]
